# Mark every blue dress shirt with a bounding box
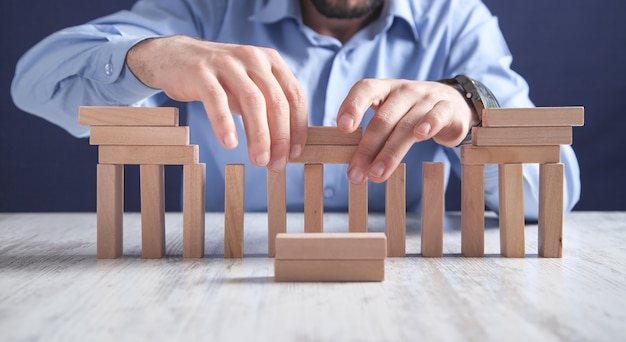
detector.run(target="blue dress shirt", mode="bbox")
[11,0,581,218]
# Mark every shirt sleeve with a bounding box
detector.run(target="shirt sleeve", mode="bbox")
[442,0,581,219]
[10,0,226,137]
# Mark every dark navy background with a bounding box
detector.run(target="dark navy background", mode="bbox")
[1,0,625,212]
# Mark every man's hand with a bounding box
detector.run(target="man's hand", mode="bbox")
[336,79,477,184]
[126,35,308,171]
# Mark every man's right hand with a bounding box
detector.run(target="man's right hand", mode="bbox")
[126,35,308,171]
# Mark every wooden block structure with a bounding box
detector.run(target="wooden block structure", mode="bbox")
[274,233,386,282]
[460,106,583,258]
[262,126,408,261]
[79,106,206,259]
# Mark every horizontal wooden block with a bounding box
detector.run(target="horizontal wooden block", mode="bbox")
[79,106,179,126]
[89,126,189,146]
[460,145,561,165]
[471,127,572,146]
[290,145,357,164]
[275,233,387,260]
[306,126,362,145]
[99,145,198,165]
[482,107,584,127]
[274,259,384,282]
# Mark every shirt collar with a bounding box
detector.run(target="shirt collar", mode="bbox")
[389,1,420,41]
[249,0,419,42]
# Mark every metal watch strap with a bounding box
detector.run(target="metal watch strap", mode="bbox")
[439,75,500,145]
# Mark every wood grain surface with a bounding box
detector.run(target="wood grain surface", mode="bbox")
[0,212,624,341]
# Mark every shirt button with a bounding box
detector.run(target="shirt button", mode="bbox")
[104,63,114,76]
[324,186,335,199]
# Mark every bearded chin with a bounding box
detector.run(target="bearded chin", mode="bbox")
[309,0,384,19]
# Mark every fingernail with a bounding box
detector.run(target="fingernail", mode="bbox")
[223,133,238,149]
[414,122,432,138]
[289,144,303,160]
[348,167,365,184]
[338,114,354,130]
[369,161,385,178]
[270,158,287,172]
[255,152,270,166]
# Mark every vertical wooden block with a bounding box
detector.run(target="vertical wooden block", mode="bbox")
[140,164,165,259]
[539,163,564,258]
[461,164,485,257]
[224,164,244,258]
[498,164,525,257]
[267,169,286,257]
[183,163,206,258]
[304,163,324,233]
[349,182,368,232]
[97,164,124,259]
[386,163,406,257]
[421,162,444,257]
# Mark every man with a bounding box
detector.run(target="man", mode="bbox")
[11,0,581,217]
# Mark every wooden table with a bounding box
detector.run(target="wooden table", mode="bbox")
[1,212,624,341]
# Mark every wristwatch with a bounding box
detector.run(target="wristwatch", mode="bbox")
[439,75,500,145]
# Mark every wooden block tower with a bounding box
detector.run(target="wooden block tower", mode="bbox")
[460,106,584,258]
[79,106,206,259]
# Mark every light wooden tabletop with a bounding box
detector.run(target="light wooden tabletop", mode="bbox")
[0,212,624,341]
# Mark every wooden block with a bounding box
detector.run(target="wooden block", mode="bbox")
[224,164,245,258]
[274,259,384,282]
[461,145,561,165]
[267,169,286,257]
[304,164,324,233]
[275,233,387,260]
[140,164,165,259]
[461,164,485,257]
[96,164,123,259]
[482,107,584,127]
[421,162,444,257]
[348,181,368,232]
[539,163,564,258]
[498,164,525,258]
[79,106,179,126]
[89,126,189,146]
[99,145,198,165]
[183,163,206,258]
[290,145,357,164]
[471,127,572,146]
[385,163,406,257]
[305,126,362,145]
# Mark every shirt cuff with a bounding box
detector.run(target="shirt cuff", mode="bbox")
[87,36,161,104]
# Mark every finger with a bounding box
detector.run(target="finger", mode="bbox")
[413,100,459,146]
[269,52,309,160]
[221,70,271,167]
[336,79,393,133]
[248,67,291,172]
[346,87,415,184]
[198,74,239,150]
[367,111,419,182]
